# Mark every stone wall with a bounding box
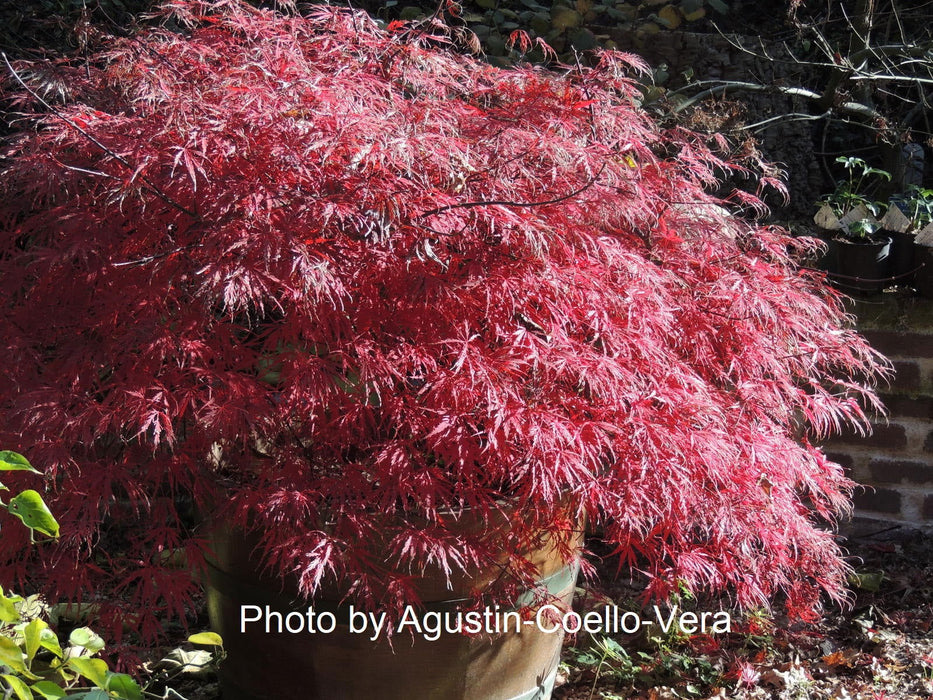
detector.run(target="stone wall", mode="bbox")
[822,296,933,527]
[604,27,827,217]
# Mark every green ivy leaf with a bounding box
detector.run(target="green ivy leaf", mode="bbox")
[0,674,33,700]
[7,491,60,539]
[0,636,28,674]
[104,673,141,700]
[23,618,47,664]
[0,594,22,624]
[38,628,63,659]
[0,452,39,473]
[30,681,66,700]
[187,632,223,647]
[67,628,105,655]
[66,658,108,689]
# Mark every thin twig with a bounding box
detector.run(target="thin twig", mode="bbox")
[670,80,881,120]
[738,111,833,132]
[419,162,608,218]
[111,246,196,268]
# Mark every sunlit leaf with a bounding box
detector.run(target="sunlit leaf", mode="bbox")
[0,637,27,674]
[187,632,223,647]
[0,674,33,700]
[66,658,109,689]
[23,618,47,664]
[0,595,21,624]
[38,627,63,659]
[105,673,142,700]
[30,681,66,700]
[68,628,105,654]
[7,491,59,539]
[0,452,38,473]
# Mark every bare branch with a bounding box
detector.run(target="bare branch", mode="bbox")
[739,111,834,133]
[670,81,882,121]
[706,22,933,118]
[111,245,197,268]
[847,72,933,85]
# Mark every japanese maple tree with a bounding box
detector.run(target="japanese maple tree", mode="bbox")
[0,0,886,640]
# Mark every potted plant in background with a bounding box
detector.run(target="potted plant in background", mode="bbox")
[0,1,887,698]
[887,185,933,294]
[813,156,894,294]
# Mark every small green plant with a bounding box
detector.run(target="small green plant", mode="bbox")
[0,450,141,700]
[822,156,892,216]
[0,584,147,700]
[621,642,725,698]
[638,590,726,697]
[819,156,892,241]
[736,607,776,655]
[890,185,933,232]
[652,649,722,696]
[847,217,883,241]
[0,451,58,544]
[563,636,636,699]
[646,581,696,650]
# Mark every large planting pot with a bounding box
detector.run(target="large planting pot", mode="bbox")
[204,510,582,700]
[915,243,933,298]
[885,230,917,284]
[829,235,892,295]
[812,228,840,274]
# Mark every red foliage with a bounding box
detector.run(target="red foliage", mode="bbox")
[0,0,886,640]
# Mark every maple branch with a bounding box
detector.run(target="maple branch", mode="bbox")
[57,163,119,179]
[418,162,607,218]
[2,53,201,222]
[111,245,197,268]
[572,51,599,141]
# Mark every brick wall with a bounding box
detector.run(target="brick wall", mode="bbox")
[821,296,933,527]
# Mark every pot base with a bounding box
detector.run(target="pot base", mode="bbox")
[204,524,580,700]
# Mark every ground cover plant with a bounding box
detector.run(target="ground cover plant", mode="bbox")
[0,0,887,651]
[555,526,933,699]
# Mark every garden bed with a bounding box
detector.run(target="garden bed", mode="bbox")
[555,522,933,700]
